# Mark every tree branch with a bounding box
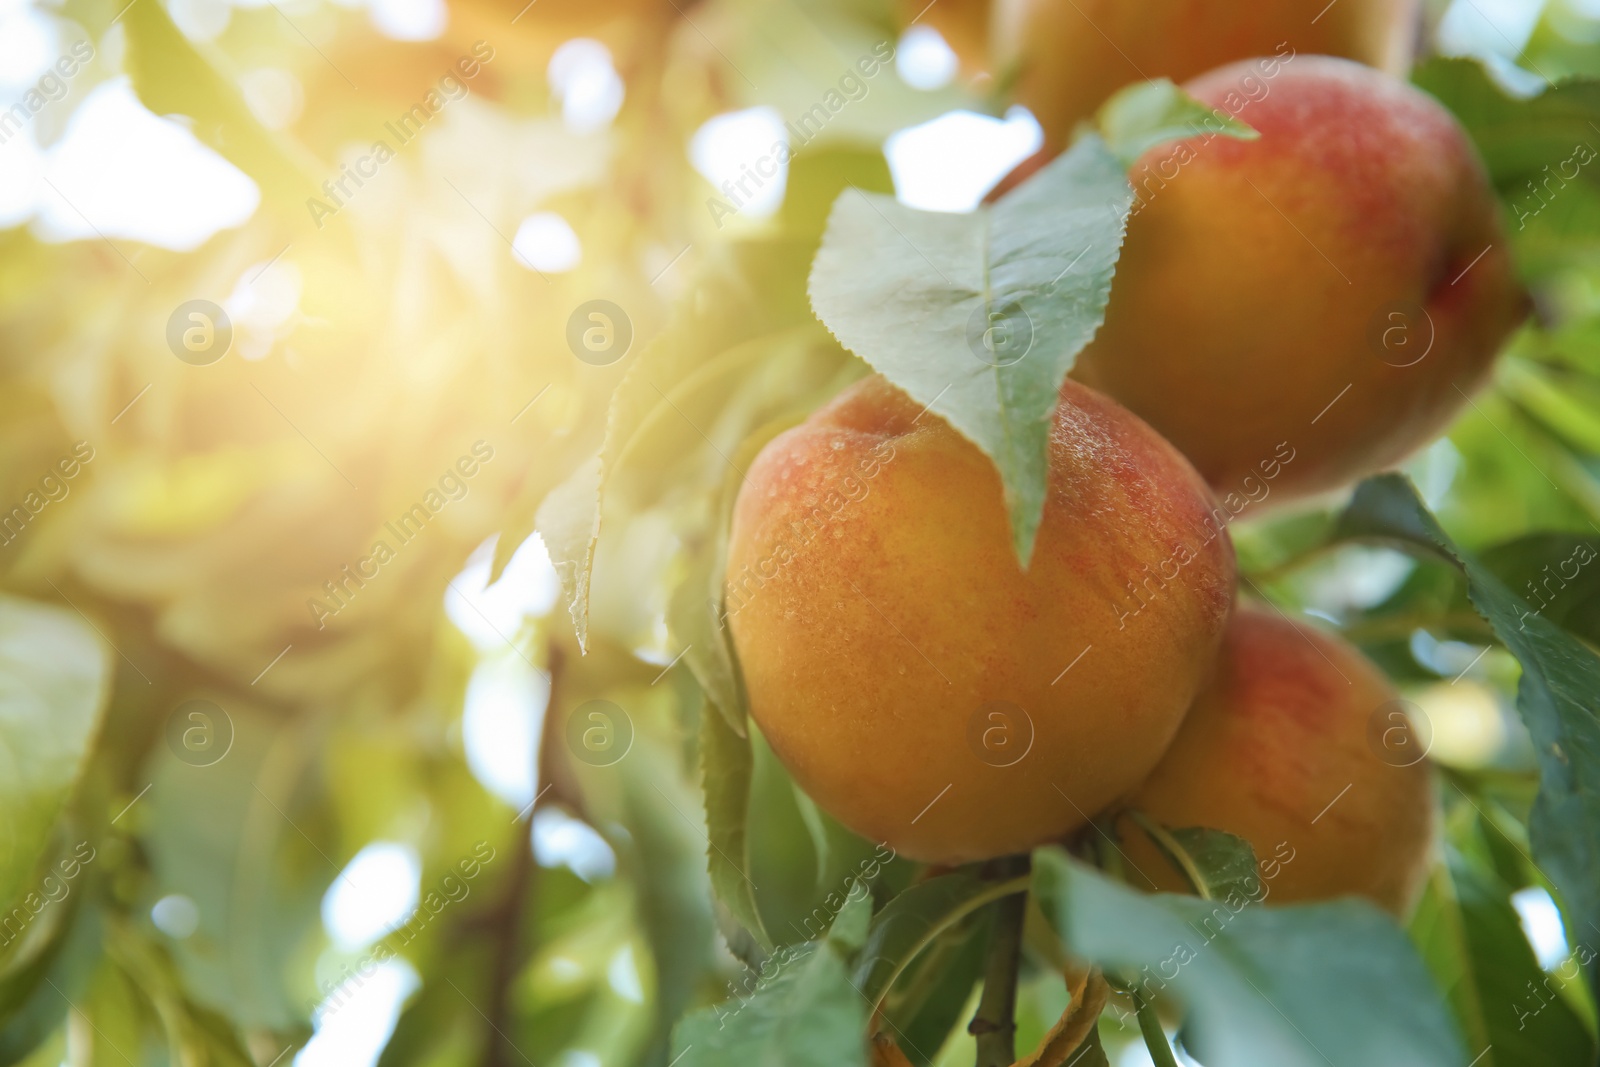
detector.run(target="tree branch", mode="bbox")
[970,854,1031,1067]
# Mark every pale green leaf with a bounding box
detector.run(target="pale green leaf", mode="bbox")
[1032,848,1465,1067]
[1096,78,1258,168]
[807,136,1131,564]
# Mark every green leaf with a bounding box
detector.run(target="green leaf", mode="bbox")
[852,869,1024,1014]
[0,901,103,1067]
[671,939,867,1067]
[826,885,872,955]
[141,704,329,1030]
[536,456,603,653]
[1413,59,1600,200]
[0,596,110,920]
[807,136,1131,565]
[537,238,849,654]
[1478,531,1600,647]
[1096,78,1258,168]
[1031,848,1465,1067]
[1334,474,1600,965]
[1444,843,1592,1066]
[122,0,323,218]
[700,704,770,951]
[879,914,989,1066]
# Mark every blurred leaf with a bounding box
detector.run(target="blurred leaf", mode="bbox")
[780,147,896,242]
[537,456,603,653]
[1479,531,1600,646]
[878,914,988,1066]
[0,596,109,919]
[619,747,717,1065]
[827,885,872,955]
[539,238,839,655]
[700,705,769,953]
[1128,818,1261,904]
[1434,839,1592,1066]
[808,135,1132,565]
[671,938,867,1067]
[852,869,1023,1015]
[122,0,323,218]
[1414,59,1600,202]
[0,903,102,1067]
[1031,848,1465,1067]
[78,956,152,1067]
[141,705,329,1031]
[1096,78,1257,167]
[1335,475,1600,974]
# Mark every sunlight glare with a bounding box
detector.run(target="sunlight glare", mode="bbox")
[322,842,422,951]
[690,107,788,220]
[1513,886,1571,969]
[548,39,625,132]
[885,106,1042,213]
[896,25,957,91]
[513,211,582,272]
[297,961,419,1067]
[35,78,259,250]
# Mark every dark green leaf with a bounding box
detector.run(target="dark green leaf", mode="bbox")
[1335,475,1600,970]
[1031,848,1465,1067]
[1445,843,1592,1066]
[852,869,1023,1014]
[1479,532,1600,647]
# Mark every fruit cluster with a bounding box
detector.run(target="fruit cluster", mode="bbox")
[726,0,1526,914]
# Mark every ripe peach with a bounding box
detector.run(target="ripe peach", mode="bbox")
[725,375,1236,864]
[994,0,1418,148]
[1121,607,1434,915]
[1072,56,1527,505]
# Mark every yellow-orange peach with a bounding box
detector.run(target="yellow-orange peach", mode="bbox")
[725,376,1236,863]
[1072,57,1527,505]
[1121,606,1434,914]
[994,0,1417,148]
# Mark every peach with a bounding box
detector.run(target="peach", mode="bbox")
[725,375,1236,863]
[1072,57,1527,505]
[994,0,1418,148]
[1121,606,1434,915]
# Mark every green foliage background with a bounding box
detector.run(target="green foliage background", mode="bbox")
[4,0,1600,1064]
